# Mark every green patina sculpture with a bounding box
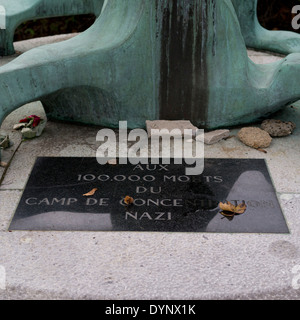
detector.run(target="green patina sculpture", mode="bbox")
[231,0,300,55]
[0,0,300,130]
[0,0,103,56]
[2,0,300,57]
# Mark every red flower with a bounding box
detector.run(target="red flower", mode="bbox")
[19,117,30,123]
[31,115,41,128]
[19,115,41,128]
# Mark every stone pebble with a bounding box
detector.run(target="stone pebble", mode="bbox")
[238,127,272,149]
[261,119,296,137]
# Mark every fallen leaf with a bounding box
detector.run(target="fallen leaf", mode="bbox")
[257,148,267,154]
[219,201,236,213]
[220,211,235,219]
[83,188,98,197]
[234,201,248,214]
[124,196,134,205]
[219,201,247,215]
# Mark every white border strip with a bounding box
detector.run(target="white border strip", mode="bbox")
[0,5,6,30]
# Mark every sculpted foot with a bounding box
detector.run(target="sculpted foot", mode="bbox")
[231,0,300,55]
[0,0,151,128]
[0,0,103,56]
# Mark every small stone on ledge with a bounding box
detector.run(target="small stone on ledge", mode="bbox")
[197,129,230,145]
[146,120,198,138]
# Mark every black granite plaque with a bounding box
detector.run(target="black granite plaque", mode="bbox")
[9,157,289,233]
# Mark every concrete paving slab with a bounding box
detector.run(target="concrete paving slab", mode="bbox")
[0,190,22,231]
[0,193,299,300]
[248,49,284,64]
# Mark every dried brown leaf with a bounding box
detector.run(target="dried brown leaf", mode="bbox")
[83,188,98,197]
[124,196,134,205]
[220,211,235,218]
[219,201,236,213]
[257,148,267,154]
[219,201,247,215]
[234,201,247,214]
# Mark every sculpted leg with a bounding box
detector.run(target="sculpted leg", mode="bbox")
[205,0,300,127]
[0,0,103,56]
[0,0,157,129]
[0,0,300,130]
[231,0,300,55]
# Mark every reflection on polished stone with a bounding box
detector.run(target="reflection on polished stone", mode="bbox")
[9,157,289,233]
[206,170,286,233]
